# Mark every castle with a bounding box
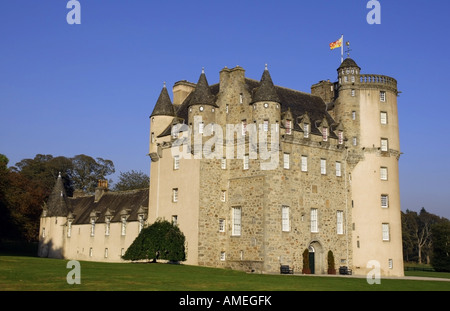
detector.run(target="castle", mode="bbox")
[39,57,404,277]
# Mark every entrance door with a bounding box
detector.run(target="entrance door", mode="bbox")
[308,245,315,274]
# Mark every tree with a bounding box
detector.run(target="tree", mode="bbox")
[431,220,450,272]
[71,154,115,193]
[327,250,336,274]
[113,170,149,191]
[123,219,186,262]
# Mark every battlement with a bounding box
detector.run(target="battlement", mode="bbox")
[359,74,397,92]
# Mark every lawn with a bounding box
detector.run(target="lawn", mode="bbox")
[1,255,449,292]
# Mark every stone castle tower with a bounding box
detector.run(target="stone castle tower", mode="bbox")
[148,58,404,277]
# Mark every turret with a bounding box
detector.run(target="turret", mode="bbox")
[188,68,218,153]
[149,83,176,161]
[251,65,281,137]
[38,173,70,259]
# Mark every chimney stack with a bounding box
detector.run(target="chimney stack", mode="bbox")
[94,179,108,203]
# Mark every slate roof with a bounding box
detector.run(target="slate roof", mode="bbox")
[150,85,176,117]
[338,58,361,70]
[164,68,338,138]
[187,70,218,108]
[46,174,71,217]
[69,188,149,224]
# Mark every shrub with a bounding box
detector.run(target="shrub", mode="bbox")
[302,249,310,274]
[327,250,336,274]
[122,219,186,262]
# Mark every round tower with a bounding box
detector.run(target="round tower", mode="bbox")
[335,58,403,276]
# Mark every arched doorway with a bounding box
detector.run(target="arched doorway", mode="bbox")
[308,241,324,274]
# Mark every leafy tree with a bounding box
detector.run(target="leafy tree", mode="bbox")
[123,219,186,262]
[431,220,450,272]
[113,170,149,191]
[71,154,115,193]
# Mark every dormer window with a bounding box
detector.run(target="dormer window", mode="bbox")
[105,216,111,236]
[322,127,329,142]
[303,123,310,138]
[285,120,292,135]
[90,218,96,237]
[138,214,145,233]
[338,131,344,145]
[121,215,127,236]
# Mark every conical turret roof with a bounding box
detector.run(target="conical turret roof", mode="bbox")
[46,173,71,217]
[252,65,280,103]
[150,84,176,117]
[338,58,361,70]
[188,69,218,107]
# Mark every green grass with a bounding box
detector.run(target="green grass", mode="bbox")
[1,255,450,291]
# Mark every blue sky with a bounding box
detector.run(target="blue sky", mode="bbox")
[0,0,449,219]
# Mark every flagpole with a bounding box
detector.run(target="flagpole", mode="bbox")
[341,34,344,63]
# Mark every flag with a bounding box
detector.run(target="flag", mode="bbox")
[329,37,343,50]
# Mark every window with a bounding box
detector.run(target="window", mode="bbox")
[239,93,243,104]
[285,120,292,135]
[338,131,344,145]
[104,248,108,258]
[174,155,180,170]
[311,208,318,233]
[199,122,204,134]
[241,120,247,136]
[352,111,356,120]
[283,153,290,169]
[320,159,327,175]
[243,155,249,170]
[303,123,310,138]
[121,216,127,236]
[138,214,145,233]
[388,259,393,269]
[282,206,290,232]
[322,127,328,141]
[221,190,226,202]
[380,167,388,181]
[221,158,227,170]
[89,248,93,257]
[381,138,389,152]
[151,132,155,143]
[336,162,342,177]
[380,112,388,125]
[301,156,308,172]
[351,89,355,97]
[172,188,178,202]
[344,76,348,83]
[90,218,95,237]
[337,211,344,234]
[67,220,72,238]
[380,91,386,102]
[172,215,178,226]
[263,120,269,132]
[352,137,357,146]
[105,216,111,236]
[232,207,242,236]
[220,252,226,261]
[382,223,390,241]
[275,121,279,132]
[219,219,225,232]
[226,104,229,114]
[381,195,389,208]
